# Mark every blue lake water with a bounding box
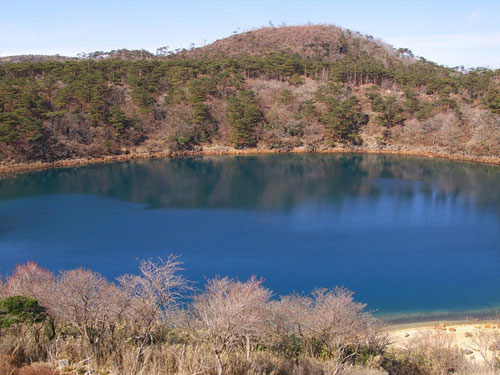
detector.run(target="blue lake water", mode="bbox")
[0,154,499,319]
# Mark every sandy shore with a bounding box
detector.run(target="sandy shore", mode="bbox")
[385,320,500,364]
[0,145,499,176]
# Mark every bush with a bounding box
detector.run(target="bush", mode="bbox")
[0,296,46,328]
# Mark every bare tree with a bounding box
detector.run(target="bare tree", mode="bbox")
[304,288,379,374]
[190,276,271,375]
[118,256,190,331]
[268,293,310,340]
[0,262,55,307]
[118,256,191,375]
[50,268,125,367]
[0,260,395,375]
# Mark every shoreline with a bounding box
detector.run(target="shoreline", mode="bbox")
[2,145,499,334]
[383,318,499,331]
[378,307,500,325]
[382,313,500,330]
[1,145,499,176]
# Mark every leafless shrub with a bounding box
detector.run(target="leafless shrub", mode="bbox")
[118,256,190,334]
[117,256,191,375]
[49,268,125,368]
[269,288,384,374]
[0,262,55,307]
[303,288,380,374]
[269,293,311,339]
[5,258,489,375]
[468,326,500,373]
[190,276,272,375]
[465,107,500,156]
[405,330,471,375]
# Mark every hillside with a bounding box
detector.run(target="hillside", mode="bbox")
[183,25,399,64]
[0,25,499,167]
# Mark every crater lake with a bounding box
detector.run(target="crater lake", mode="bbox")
[0,154,499,320]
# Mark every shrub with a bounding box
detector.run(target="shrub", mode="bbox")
[0,296,46,328]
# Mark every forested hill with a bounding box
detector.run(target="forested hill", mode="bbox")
[0,25,499,164]
[182,25,399,64]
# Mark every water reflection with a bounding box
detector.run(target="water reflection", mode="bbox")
[0,154,499,315]
[1,154,499,214]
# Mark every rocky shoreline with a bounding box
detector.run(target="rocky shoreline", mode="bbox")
[1,145,499,176]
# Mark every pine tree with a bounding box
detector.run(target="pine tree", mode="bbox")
[227,90,262,148]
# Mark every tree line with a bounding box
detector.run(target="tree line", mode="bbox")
[0,51,498,161]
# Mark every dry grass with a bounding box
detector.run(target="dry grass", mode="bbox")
[1,262,500,375]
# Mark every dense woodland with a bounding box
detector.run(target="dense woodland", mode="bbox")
[1,260,499,375]
[0,25,499,163]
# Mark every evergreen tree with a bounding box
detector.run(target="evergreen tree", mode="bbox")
[227,90,262,148]
[322,96,368,144]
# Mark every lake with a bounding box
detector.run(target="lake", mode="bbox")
[0,153,499,320]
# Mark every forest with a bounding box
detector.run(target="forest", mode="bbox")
[0,25,498,164]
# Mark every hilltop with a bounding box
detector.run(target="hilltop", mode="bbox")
[0,25,499,169]
[1,25,399,64]
[183,25,400,64]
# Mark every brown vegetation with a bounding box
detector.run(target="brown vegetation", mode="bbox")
[0,25,498,171]
[1,260,499,375]
[183,25,397,64]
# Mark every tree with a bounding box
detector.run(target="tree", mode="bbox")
[188,79,216,142]
[190,276,271,375]
[118,256,191,375]
[0,295,52,363]
[303,288,379,374]
[118,256,190,329]
[0,262,55,308]
[322,96,368,144]
[397,48,415,59]
[375,95,405,128]
[108,104,129,132]
[226,90,262,148]
[51,268,126,366]
[483,87,500,115]
[300,99,319,120]
[0,296,46,328]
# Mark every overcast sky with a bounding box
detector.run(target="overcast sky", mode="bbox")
[1,0,499,68]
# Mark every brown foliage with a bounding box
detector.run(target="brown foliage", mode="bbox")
[403,330,471,375]
[0,262,55,307]
[185,25,397,65]
[191,276,272,375]
[4,259,497,375]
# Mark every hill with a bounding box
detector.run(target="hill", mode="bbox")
[0,25,499,168]
[183,25,400,65]
[0,54,77,63]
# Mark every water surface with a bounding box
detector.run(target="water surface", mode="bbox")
[0,154,499,318]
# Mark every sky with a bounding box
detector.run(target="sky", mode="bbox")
[1,0,499,68]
